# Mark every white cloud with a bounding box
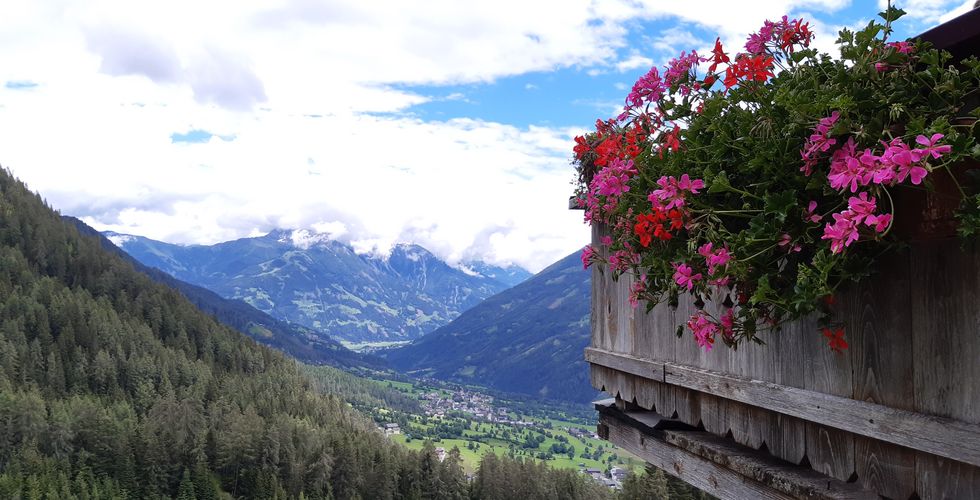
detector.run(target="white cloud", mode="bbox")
[878,0,971,25]
[615,54,655,72]
[651,27,703,54]
[938,0,975,23]
[0,0,914,273]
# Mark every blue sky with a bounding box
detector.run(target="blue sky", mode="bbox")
[389,4,950,129]
[0,0,973,271]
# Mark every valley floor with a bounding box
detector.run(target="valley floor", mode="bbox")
[364,375,643,486]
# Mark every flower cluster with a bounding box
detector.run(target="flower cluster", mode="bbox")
[745,15,814,55]
[724,54,775,89]
[801,111,840,175]
[824,136,943,192]
[698,243,733,276]
[821,193,892,253]
[634,208,684,246]
[802,110,953,254]
[575,6,978,353]
[649,174,704,210]
[626,67,665,111]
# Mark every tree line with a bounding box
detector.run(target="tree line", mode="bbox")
[0,167,706,499]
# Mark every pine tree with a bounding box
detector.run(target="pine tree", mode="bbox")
[176,468,196,500]
[191,461,218,500]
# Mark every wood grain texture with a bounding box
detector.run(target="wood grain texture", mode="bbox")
[671,298,702,427]
[585,348,665,382]
[587,224,980,499]
[596,401,878,500]
[803,307,855,482]
[914,451,980,500]
[770,326,808,465]
[652,302,679,417]
[910,239,980,423]
[846,250,916,499]
[590,225,610,351]
[911,240,980,499]
[589,348,980,467]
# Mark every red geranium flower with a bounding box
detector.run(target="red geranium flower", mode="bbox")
[708,37,730,74]
[821,327,848,353]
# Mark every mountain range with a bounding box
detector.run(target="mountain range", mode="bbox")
[386,250,596,403]
[105,229,531,343]
[70,217,379,369]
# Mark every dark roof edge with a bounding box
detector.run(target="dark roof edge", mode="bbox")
[916,6,980,55]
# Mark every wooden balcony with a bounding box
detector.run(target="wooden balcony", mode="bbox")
[588,226,980,499]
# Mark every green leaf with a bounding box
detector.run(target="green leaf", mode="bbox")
[708,171,732,193]
[878,6,906,23]
[764,190,797,223]
[749,276,775,306]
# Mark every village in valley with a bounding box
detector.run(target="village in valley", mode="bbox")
[371,378,635,490]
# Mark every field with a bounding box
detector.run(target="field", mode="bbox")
[339,340,412,352]
[366,377,642,474]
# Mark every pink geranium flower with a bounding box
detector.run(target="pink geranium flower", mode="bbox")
[581,246,597,269]
[888,41,914,54]
[649,174,705,210]
[698,242,732,273]
[672,263,702,291]
[915,133,951,160]
[805,201,822,223]
[847,192,877,224]
[822,212,861,254]
[677,174,705,194]
[720,308,735,340]
[687,312,718,351]
[778,233,801,253]
[865,213,892,233]
[628,274,648,308]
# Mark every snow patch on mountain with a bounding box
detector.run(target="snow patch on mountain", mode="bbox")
[104,232,134,247]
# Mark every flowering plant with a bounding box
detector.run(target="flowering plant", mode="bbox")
[575,6,980,351]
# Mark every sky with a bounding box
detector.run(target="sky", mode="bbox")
[0,0,973,272]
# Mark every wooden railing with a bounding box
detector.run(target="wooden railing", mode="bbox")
[588,225,980,499]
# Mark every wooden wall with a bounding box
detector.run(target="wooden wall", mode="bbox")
[588,224,980,499]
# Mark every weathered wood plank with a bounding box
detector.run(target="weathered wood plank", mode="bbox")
[911,239,980,499]
[668,361,980,468]
[771,321,809,465]
[911,239,980,424]
[585,348,664,382]
[803,307,855,482]
[914,451,980,500]
[651,302,679,417]
[672,298,702,427]
[846,250,916,499]
[589,348,980,466]
[603,269,636,357]
[590,225,610,352]
[659,430,878,500]
[589,363,612,394]
[695,301,731,437]
[595,401,877,500]
[727,335,778,451]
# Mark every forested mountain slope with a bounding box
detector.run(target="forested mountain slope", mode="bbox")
[386,251,596,403]
[0,168,472,498]
[0,168,622,500]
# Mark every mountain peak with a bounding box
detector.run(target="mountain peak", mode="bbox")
[262,228,342,250]
[390,242,435,262]
[103,231,137,248]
